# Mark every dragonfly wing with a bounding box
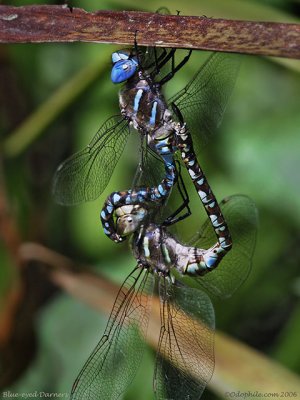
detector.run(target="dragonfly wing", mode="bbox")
[71,267,154,400]
[170,52,241,155]
[132,142,166,190]
[52,116,130,205]
[186,195,258,299]
[154,278,215,400]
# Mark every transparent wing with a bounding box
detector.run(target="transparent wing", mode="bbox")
[169,52,241,155]
[132,143,166,190]
[71,267,154,400]
[53,116,130,205]
[154,278,215,400]
[185,195,258,299]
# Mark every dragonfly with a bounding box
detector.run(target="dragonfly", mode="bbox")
[100,45,240,275]
[53,43,240,268]
[70,194,258,400]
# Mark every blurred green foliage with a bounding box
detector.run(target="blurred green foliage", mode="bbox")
[1,0,300,399]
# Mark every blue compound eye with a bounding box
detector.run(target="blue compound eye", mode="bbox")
[112,50,130,63]
[111,59,138,83]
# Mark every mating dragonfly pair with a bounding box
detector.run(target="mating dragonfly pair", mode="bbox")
[53,31,258,400]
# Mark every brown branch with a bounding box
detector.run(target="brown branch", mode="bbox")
[0,5,299,58]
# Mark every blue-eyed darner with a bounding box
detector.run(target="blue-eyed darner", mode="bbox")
[70,194,258,400]
[53,43,240,269]
[100,44,240,274]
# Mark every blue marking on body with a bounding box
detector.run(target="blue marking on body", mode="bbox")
[100,210,106,219]
[134,89,143,113]
[188,263,198,274]
[112,193,121,203]
[161,153,174,165]
[137,192,146,202]
[150,101,158,126]
[106,204,114,214]
[159,147,172,156]
[158,184,167,195]
[112,51,130,63]
[155,139,170,151]
[206,256,217,269]
[152,192,161,200]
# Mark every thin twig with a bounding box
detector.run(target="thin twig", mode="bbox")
[0,5,299,58]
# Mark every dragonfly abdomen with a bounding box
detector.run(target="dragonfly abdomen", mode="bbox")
[174,123,232,266]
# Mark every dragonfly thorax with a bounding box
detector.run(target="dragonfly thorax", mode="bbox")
[119,75,169,134]
[132,223,173,274]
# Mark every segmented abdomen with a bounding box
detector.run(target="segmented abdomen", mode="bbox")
[175,124,232,273]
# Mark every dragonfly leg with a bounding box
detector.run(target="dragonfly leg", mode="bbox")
[146,47,169,76]
[150,48,176,80]
[133,31,171,76]
[158,49,192,86]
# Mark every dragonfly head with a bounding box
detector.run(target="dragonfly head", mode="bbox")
[115,204,148,236]
[111,50,138,83]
